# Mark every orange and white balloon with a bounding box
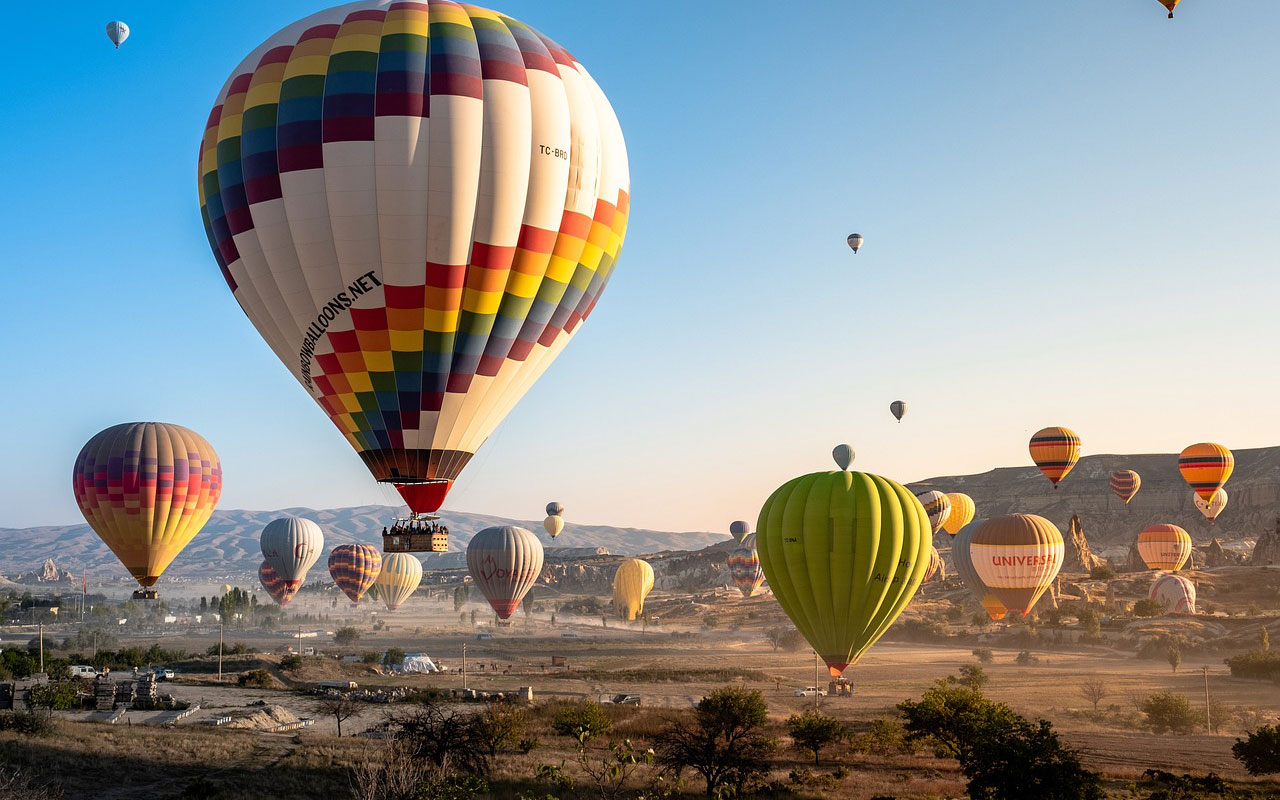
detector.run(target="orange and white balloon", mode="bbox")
[969,514,1063,616]
[1136,524,1192,571]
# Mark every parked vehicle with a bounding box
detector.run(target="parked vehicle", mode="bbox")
[475,632,494,641]
[560,632,580,639]
[151,668,175,681]
[793,687,827,697]
[69,665,98,679]
[610,694,642,706]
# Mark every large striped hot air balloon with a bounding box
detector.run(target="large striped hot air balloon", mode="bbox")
[1150,574,1196,614]
[612,558,654,621]
[1136,524,1192,571]
[969,515,1063,616]
[952,518,1007,621]
[259,561,297,606]
[1029,427,1080,488]
[328,544,382,603]
[1179,443,1233,503]
[370,552,423,610]
[1110,470,1141,505]
[72,422,222,591]
[198,2,629,518]
[728,538,764,598]
[942,493,975,536]
[756,451,931,676]
[1194,489,1227,524]
[260,517,324,591]
[916,490,952,537]
[466,525,544,619]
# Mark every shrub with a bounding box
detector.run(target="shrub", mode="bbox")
[334,627,361,646]
[1224,650,1280,683]
[1132,599,1164,618]
[850,717,916,756]
[972,648,994,664]
[279,654,302,671]
[551,700,613,747]
[360,652,380,664]
[28,682,79,711]
[0,711,56,736]
[1089,565,1114,581]
[786,709,846,765]
[1140,693,1200,734]
[1232,725,1280,775]
[951,665,990,690]
[383,648,406,668]
[237,669,274,689]
[1015,651,1038,666]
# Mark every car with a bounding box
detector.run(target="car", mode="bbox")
[560,632,580,639]
[610,694,642,706]
[793,687,827,697]
[69,665,98,679]
[475,632,494,641]
[151,668,175,681]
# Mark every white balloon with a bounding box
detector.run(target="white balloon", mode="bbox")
[106,21,130,48]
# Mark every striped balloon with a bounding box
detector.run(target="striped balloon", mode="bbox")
[923,545,944,583]
[952,518,1008,621]
[328,544,382,603]
[942,493,975,536]
[1150,573,1195,614]
[727,544,764,598]
[1136,524,1192,571]
[1156,0,1180,18]
[260,516,324,590]
[889,400,907,422]
[1109,469,1141,505]
[970,514,1064,616]
[1193,488,1227,524]
[259,560,297,606]
[916,490,952,536]
[72,422,222,588]
[370,552,423,610]
[199,2,629,516]
[467,525,544,619]
[1029,426,1081,487]
[1178,443,1234,503]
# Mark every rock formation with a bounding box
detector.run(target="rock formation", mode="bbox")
[1250,519,1280,566]
[1063,515,1104,573]
[1125,542,1147,573]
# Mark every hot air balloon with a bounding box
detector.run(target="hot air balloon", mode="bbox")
[1194,488,1227,524]
[1150,573,1196,614]
[1179,443,1233,503]
[729,520,751,543]
[546,502,565,517]
[728,541,765,598]
[1157,0,1180,18]
[923,545,944,583]
[612,558,654,621]
[370,552,423,610]
[832,444,855,471]
[916,490,952,537]
[1029,427,1081,488]
[106,21,130,49]
[952,518,1008,621]
[259,561,297,606]
[847,233,863,253]
[199,3,629,534]
[543,515,564,538]
[260,517,324,591]
[72,422,222,598]
[1110,469,1141,505]
[755,450,931,676]
[889,400,906,423]
[969,515,1063,616]
[221,584,233,595]
[1136,524,1192,571]
[466,526,544,619]
[942,493,975,536]
[328,544,382,604]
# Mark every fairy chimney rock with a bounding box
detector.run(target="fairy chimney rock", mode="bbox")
[1064,514,1104,573]
[1250,519,1280,566]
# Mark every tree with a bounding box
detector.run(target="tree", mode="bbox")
[779,628,807,652]
[28,681,79,711]
[1132,599,1163,617]
[472,705,529,757]
[786,709,846,765]
[314,693,360,738]
[1078,680,1109,713]
[1261,627,1270,653]
[1140,693,1199,734]
[1232,725,1280,776]
[655,687,775,797]
[971,648,994,664]
[280,654,302,672]
[393,700,488,776]
[552,700,613,748]
[1077,607,1101,639]
[383,648,406,669]
[951,665,990,691]
[1166,644,1182,674]
[899,681,1022,762]
[764,627,787,652]
[452,585,469,612]
[334,627,361,646]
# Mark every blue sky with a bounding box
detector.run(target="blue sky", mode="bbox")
[2,1,1277,531]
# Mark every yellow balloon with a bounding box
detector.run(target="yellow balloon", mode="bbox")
[942,493,976,536]
[612,558,653,621]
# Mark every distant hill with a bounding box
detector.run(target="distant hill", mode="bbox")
[910,445,1280,547]
[0,506,724,582]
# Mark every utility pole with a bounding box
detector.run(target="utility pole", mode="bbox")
[38,622,44,674]
[814,652,820,710]
[462,642,468,691]
[1202,666,1212,733]
[297,626,302,657]
[218,621,224,683]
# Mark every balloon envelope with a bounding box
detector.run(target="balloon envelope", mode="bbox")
[915,490,952,536]
[543,515,564,538]
[466,525,544,619]
[952,518,1008,621]
[260,517,324,589]
[1157,0,1180,17]
[728,520,751,543]
[847,233,863,253]
[1136,524,1192,571]
[73,422,222,588]
[1110,470,1141,505]
[942,493,975,536]
[371,552,423,610]
[1194,488,1227,523]
[1029,427,1081,487]
[106,21,129,47]
[612,558,654,621]
[1150,573,1196,614]
[546,502,565,517]
[923,545,944,583]
[756,469,931,676]
[728,545,765,598]
[889,400,906,422]
[259,561,297,606]
[199,2,629,515]
[969,514,1063,616]
[1179,443,1233,503]
[832,444,855,471]
[328,544,382,603]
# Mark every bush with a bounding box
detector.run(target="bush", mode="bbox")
[551,700,613,746]
[972,648,994,664]
[383,648,406,668]
[334,627,361,646]
[1132,599,1164,618]
[1089,565,1114,581]
[1140,693,1200,734]
[1015,651,1038,666]
[279,654,302,671]
[1224,650,1280,683]
[28,682,79,711]
[360,652,380,664]
[1232,725,1280,775]
[951,665,990,690]
[850,717,916,756]
[786,709,846,765]
[237,669,275,689]
[0,711,56,736]
[655,687,775,798]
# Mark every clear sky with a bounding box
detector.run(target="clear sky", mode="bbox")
[2,1,1277,531]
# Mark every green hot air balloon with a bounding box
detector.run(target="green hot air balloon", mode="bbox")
[756,453,931,676]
